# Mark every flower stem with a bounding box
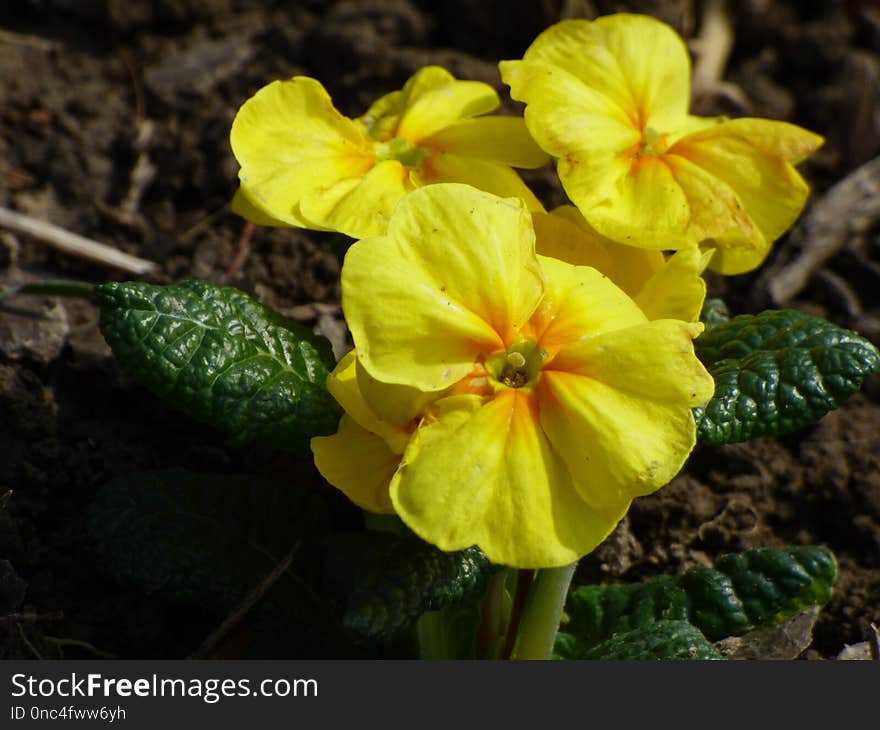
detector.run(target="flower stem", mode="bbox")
[509,562,577,660]
[0,280,96,302]
[476,570,509,659]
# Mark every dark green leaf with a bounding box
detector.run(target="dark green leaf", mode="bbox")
[708,545,837,636]
[322,531,494,646]
[694,309,880,444]
[558,546,837,658]
[699,297,730,330]
[575,620,723,660]
[86,469,330,613]
[95,281,341,453]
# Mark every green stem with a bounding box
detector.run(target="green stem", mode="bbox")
[0,280,95,302]
[475,571,503,658]
[509,562,577,660]
[499,569,533,659]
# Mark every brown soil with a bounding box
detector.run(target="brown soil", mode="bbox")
[1,0,878,659]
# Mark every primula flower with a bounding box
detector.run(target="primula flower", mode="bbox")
[532,205,712,323]
[229,66,549,238]
[500,14,824,275]
[312,349,431,515]
[313,183,714,568]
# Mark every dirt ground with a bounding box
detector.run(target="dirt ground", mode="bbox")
[1,0,878,659]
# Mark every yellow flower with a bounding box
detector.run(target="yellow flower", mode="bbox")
[532,205,712,322]
[314,183,714,568]
[500,14,824,275]
[229,66,549,238]
[312,349,433,514]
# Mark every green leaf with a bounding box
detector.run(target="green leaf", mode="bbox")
[95,281,341,453]
[694,309,880,445]
[322,531,494,646]
[564,620,724,660]
[86,469,330,613]
[703,546,837,638]
[699,297,731,330]
[558,546,837,658]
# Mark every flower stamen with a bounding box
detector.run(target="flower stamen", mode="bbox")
[490,340,547,390]
[639,126,668,157]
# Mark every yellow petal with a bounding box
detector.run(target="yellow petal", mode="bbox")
[512,14,690,131]
[670,113,726,142]
[532,209,615,272]
[397,78,500,142]
[537,366,698,508]
[416,153,545,212]
[326,350,421,454]
[299,159,411,238]
[354,357,438,434]
[500,59,638,210]
[424,116,550,168]
[527,256,647,358]
[229,185,306,228]
[601,243,666,298]
[230,76,374,228]
[532,205,667,299]
[538,319,712,505]
[359,66,458,140]
[670,118,820,272]
[311,414,397,514]
[539,205,665,296]
[665,152,769,275]
[548,318,712,407]
[342,184,544,391]
[586,155,694,249]
[634,247,712,321]
[390,391,630,568]
[695,117,824,164]
[503,58,693,248]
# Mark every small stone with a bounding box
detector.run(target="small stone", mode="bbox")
[0,269,70,366]
[715,605,820,660]
[836,642,874,660]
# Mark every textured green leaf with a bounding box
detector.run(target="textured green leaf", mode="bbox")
[86,469,330,613]
[568,620,723,660]
[322,531,494,645]
[694,309,880,445]
[559,546,837,658]
[699,297,731,330]
[552,630,583,660]
[95,280,341,453]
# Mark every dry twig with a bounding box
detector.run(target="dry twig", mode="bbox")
[0,28,60,52]
[43,636,117,659]
[0,207,158,275]
[189,544,299,660]
[755,155,880,306]
[0,611,64,624]
[690,0,749,110]
[225,221,255,277]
